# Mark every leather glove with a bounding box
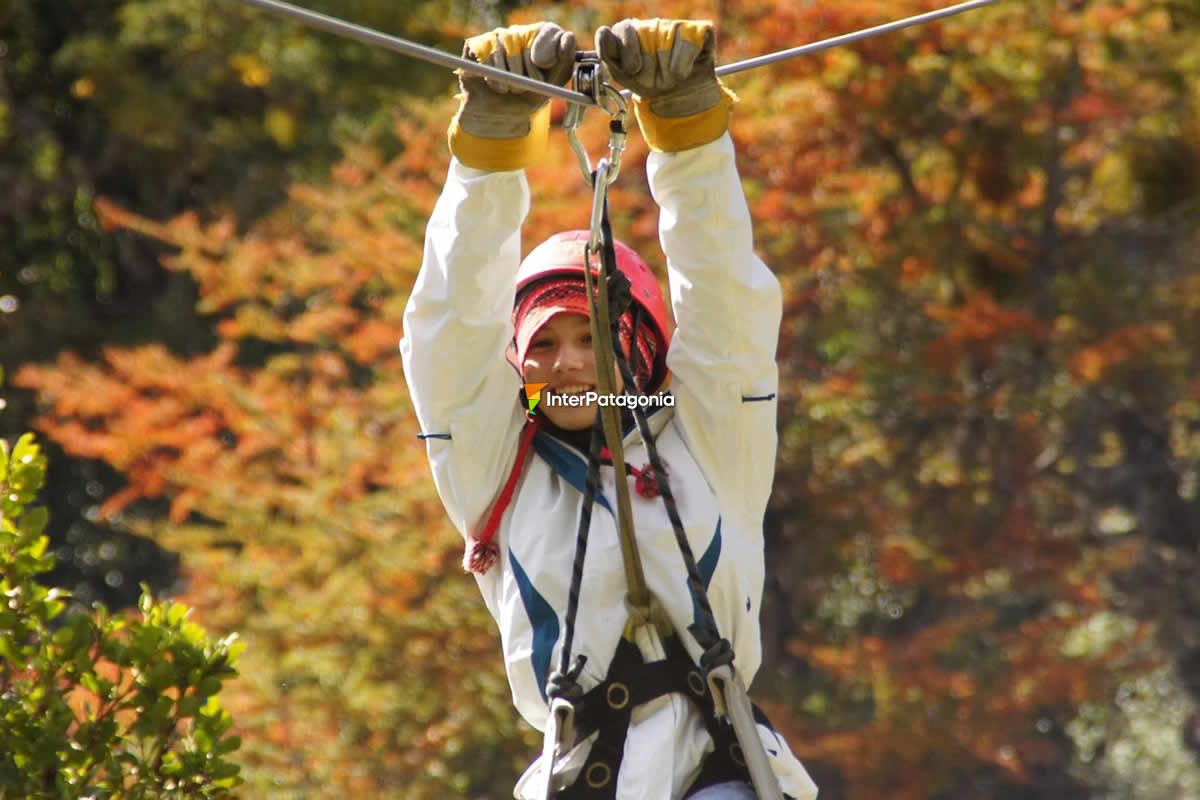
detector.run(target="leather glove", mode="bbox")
[449,22,577,171]
[596,18,735,153]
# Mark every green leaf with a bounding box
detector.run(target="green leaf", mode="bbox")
[216,735,242,755]
[160,750,183,775]
[166,601,189,626]
[194,726,214,754]
[138,585,154,616]
[53,624,76,648]
[12,433,44,475]
[20,508,49,540]
[81,672,102,697]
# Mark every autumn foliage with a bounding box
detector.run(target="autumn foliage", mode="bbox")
[14,0,1200,797]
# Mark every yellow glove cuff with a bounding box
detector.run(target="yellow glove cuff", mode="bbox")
[633,83,737,153]
[449,103,552,172]
[465,23,543,63]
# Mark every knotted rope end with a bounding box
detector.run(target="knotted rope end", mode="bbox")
[464,538,500,574]
[546,654,589,703]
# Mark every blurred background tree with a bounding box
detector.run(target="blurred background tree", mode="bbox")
[0,0,524,608]
[6,0,1200,797]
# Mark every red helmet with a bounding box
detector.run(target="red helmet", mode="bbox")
[514,231,671,389]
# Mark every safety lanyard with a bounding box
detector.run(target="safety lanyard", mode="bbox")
[552,59,729,672]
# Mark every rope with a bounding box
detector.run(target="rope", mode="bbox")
[466,421,537,573]
[598,200,730,663]
[550,188,735,708]
[580,166,653,618]
[549,421,603,697]
[549,165,648,701]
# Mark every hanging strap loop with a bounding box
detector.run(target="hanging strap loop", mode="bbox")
[582,181,652,619]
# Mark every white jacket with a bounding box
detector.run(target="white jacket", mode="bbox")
[401,134,817,800]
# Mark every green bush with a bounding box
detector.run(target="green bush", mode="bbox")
[0,431,243,799]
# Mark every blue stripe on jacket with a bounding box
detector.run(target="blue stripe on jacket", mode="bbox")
[508,550,559,702]
[692,518,722,631]
[531,431,614,515]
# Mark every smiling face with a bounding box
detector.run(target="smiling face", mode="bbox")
[521,312,623,431]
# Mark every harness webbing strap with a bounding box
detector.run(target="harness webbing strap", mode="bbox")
[597,198,729,660]
[555,421,604,690]
[582,173,652,620]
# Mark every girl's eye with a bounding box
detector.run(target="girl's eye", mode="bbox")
[530,338,553,351]
[580,334,592,346]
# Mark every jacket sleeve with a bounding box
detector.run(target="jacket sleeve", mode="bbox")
[647,131,782,547]
[400,159,528,539]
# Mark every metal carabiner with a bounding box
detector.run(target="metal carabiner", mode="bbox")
[586,157,611,254]
[565,53,602,186]
[565,52,629,189]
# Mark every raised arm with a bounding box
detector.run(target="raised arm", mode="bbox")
[652,135,782,526]
[599,19,782,525]
[401,23,577,539]
[401,163,528,537]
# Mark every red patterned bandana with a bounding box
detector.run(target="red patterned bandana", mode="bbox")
[513,278,658,393]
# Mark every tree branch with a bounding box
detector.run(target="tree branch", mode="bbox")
[872,130,927,208]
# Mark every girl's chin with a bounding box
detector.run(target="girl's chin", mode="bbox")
[543,406,597,431]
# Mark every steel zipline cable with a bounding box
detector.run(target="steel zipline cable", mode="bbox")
[235,0,1003,103]
[714,0,1002,77]
[235,0,592,103]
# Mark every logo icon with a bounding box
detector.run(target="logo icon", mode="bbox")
[524,382,548,413]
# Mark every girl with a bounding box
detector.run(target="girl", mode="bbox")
[401,18,818,800]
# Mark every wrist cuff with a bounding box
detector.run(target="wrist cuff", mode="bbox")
[449,103,552,172]
[634,83,737,153]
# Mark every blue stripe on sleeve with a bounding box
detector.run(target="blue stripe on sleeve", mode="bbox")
[691,518,722,631]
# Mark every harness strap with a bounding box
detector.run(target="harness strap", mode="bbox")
[582,180,652,619]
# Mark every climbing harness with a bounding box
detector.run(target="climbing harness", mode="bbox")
[534,53,642,800]
[235,0,1004,106]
